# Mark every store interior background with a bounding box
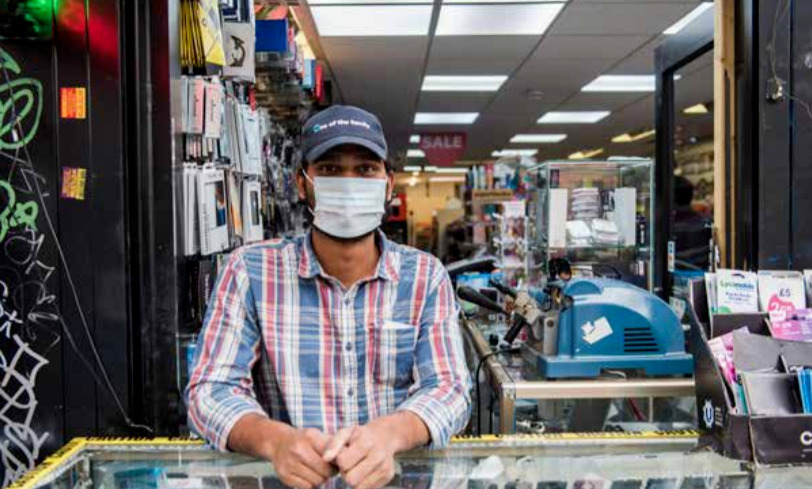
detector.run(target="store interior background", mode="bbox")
[292,2,717,259]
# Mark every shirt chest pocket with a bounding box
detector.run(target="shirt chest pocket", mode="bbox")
[367,320,418,387]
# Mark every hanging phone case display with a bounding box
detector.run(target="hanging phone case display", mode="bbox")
[243,180,264,243]
[180,0,226,72]
[182,164,201,256]
[198,166,230,255]
[223,22,256,83]
[496,201,529,285]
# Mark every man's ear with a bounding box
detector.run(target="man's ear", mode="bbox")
[296,168,308,201]
[386,172,395,201]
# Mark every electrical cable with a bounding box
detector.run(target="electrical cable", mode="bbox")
[1,62,152,434]
[475,346,520,436]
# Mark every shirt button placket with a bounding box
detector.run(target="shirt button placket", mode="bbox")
[342,292,357,425]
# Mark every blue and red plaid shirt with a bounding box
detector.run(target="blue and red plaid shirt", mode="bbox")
[186,231,472,451]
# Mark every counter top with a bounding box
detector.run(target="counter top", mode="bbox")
[11,436,812,489]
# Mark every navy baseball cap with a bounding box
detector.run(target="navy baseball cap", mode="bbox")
[302,105,388,164]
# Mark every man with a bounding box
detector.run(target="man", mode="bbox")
[186,105,472,489]
[672,176,711,270]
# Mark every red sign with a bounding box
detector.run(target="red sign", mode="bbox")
[418,133,467,166]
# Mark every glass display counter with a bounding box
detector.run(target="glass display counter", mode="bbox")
[13,437,812,489]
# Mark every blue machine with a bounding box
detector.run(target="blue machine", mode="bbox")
[532,278,694,379]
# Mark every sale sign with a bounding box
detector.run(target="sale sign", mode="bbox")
[418,133,467,166]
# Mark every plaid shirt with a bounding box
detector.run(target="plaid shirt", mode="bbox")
[186,231,471,451]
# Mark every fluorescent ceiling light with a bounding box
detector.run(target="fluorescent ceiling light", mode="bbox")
[410,135,421,144]
[492,149,538,157]
[311,6,431,36]
[569,148,604,160]
[424,166,438,172]
[664,2,714,35]
[683,103,709,115]
[612,129,655,144]
[436,4,564,36]
[444,0,562,2]
[538,111,610,124]
[582,75,657,93]
[422,75,507,92]
[434,167,469,174]
[415,112,479,124]
[311,0,430,3]
[429,176,466,183]
[403,165,422,172]
[407,149,426,158]
[510,134,567,144]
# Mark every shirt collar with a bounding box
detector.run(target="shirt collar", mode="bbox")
[298,229,400,282]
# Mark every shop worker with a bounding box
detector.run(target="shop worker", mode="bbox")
[186,105,472,489]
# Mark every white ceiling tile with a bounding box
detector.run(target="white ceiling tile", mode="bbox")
[427,36,539,75]
[549,3,700,36]
[417,92,495,112]
[534,35,650,60]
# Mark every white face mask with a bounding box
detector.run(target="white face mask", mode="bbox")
[304,174,388,239]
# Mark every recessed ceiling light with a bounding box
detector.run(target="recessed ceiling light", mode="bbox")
[434,167,469,174]
[415,113,479,124]
[612,129,655,144]
[538,111,610,124]
[407,149,426,158]
[510,134,567,144]
[436,4,565,36]
[582,75,657,93]
[311,6,432,36]
[403,165,422,172]
[410,135,421,144]
[683,103,709,115]
[422,75,508,92]
[569,148,604,160]
[429,176,466,183]
[492,149,538,157]
[664,2,714,35]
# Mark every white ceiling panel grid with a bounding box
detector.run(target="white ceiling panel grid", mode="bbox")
[549,3,701,36]
[302,0,714,162]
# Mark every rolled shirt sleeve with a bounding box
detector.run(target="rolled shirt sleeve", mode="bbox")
[398,259,473,449]
[185,250,268,451]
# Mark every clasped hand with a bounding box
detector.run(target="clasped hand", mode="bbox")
[270,424,397,489]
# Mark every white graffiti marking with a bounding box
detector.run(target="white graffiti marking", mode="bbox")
[0,335,49,488]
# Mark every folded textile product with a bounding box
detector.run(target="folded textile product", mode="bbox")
[570,188,601,221]
[566,220,592,247]
[591,219,620,246]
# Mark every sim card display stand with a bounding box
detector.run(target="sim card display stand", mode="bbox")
[689,278,812,465]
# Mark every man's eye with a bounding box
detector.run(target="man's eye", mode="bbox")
[318,165,339,174]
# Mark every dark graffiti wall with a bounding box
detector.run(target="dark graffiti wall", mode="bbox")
[0,0,137,484]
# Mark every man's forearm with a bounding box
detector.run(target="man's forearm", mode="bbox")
[367,411,430,453]
[227,413,295,460]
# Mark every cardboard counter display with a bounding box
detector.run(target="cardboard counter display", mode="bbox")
[689,279,812,465]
